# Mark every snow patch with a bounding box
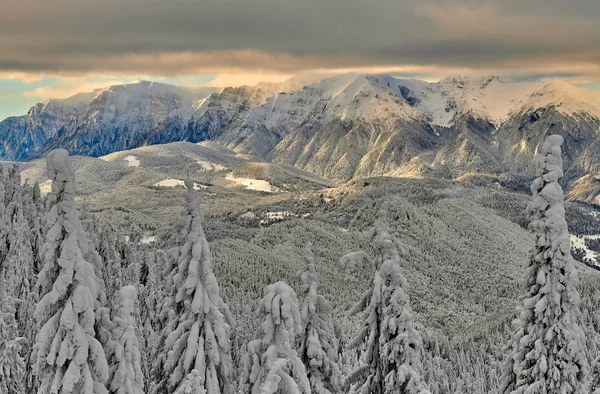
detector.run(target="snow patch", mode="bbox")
[225,174,272,192]
[141,234,157,244]
[39,179,52,195]
[570,234,600,261]
[265,211,295,220]
[124,155,140,167]
[154,178,206,190]
[197,160,227,172]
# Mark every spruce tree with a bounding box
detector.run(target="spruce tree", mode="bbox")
[106,286,144,394]
[340,202,429,394]
[0,291,27,394]
[0,164,14,264]
[32,149,109,394]
[153,180,235,394]
[501,135,589,394]
[298,244,342,394]
[243,281,311,394]
[4,206,35,336]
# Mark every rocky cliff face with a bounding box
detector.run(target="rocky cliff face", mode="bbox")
[2,74,600,195]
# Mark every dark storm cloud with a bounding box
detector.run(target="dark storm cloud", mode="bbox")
[1,0,600,75]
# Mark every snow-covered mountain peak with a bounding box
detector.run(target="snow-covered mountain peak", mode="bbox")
[519,80,600,119]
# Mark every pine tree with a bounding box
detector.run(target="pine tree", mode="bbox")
[501,135,589,394]
[243,281,311,394]
[153,180,235,394]
[298,244,342,394]
[22,180,45,275]
[340,202,429,394]
[97,223,125,305]
[80,202,107,307]
[173,370,207,394]
[3,204,37,393]
[32,149,109,394]
[4,206,35,335]
[106,285,144,394]
[0,291,27,394]
[0,164,14,264]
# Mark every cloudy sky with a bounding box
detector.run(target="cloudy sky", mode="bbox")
[1,0,600,119]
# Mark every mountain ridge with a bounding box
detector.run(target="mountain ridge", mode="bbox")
[2,73,600,202]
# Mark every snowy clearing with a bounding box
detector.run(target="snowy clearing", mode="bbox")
[154,178,206,190]
[141,234,157,244]
[124,155,140,167]
[39,179,52,195]
[197,160,227,172]
[225,174,272,192]
[570,234,600,261]
[265,211,295,220]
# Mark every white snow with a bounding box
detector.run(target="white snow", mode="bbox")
[140,234,157,244]
[520,80,600,120]
[154,178,206,190]
[39,179,52,195]
[249,74,600,131]
[265,211,294,219]
[225,174,272,192]
[124,155,140,167]
[570,234,600,262]
[396,76,543,127]
[196,160,227,172]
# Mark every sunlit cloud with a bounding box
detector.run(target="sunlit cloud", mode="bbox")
[1,0,600,119]
[22,78,134,100]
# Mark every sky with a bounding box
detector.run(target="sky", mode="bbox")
[1,0,600,120]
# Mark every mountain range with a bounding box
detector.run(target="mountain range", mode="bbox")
[3,74,600,201]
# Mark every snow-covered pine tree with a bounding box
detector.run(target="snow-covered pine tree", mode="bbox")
[153,180,235,394]
[173,370,207,394]
[80,203,107,307]
[79,202,113,349]
[0,291,27,394]
[106,285,144,394]
[340,202,430,394]
[3,205,37,386]
[0,165,7,265]
[32,149,109,394]
[22,180,45,275]
[501,135,589,394]
[298,244,342,394]
[97,223,125,305]
[243,281,311,394]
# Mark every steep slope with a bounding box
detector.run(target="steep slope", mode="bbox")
[0,92,94,160]
[41,81,219,157]
[3,74,600,198]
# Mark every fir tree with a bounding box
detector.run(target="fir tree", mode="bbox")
[153,180,235,394]
[501,135,589,394]
[4,206,36,336]
[80,202,107,307]
[243,281,311,394]
[173,370,207,394]
[32,149,109,394]
[0,290,27,394]
[340,202,429,394]
[298,244,342,394]
[106,285,144,394]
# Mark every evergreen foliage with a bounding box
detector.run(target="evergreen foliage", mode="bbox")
[501,135,589,394]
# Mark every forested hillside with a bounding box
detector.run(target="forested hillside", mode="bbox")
[2,136,600,393]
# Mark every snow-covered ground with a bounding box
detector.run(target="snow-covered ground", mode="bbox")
[225,174,272,192]
[197,160,227,172]
[39,179,52,195]
[124,155,140,167]
[140,234,157,244]
[265,211,295,220]
[570,234,600,261]
[154,178,206,190]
